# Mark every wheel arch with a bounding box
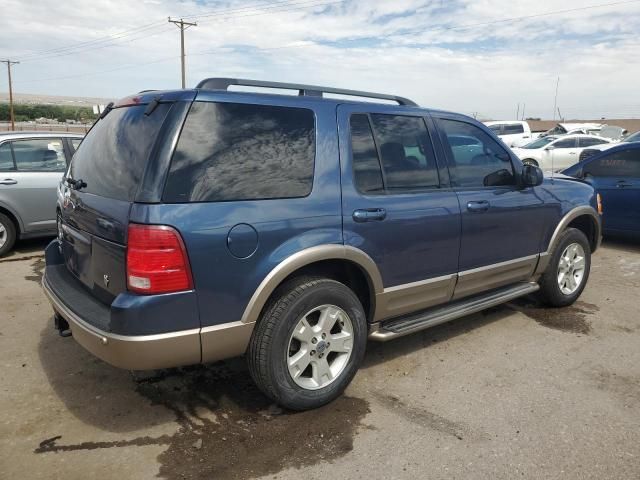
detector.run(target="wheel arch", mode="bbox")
[240,245,383,325]
[0,204,22,235]
[535,206,601,275]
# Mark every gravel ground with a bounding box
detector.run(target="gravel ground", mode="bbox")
[0,237,638,480]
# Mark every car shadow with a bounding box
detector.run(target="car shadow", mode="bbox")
[362,305,514,369]
[1,237,52,261]
[601,235,640,254]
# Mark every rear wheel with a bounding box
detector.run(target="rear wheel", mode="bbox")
[537,228,591,307]
[0,213,17,257]
[247,277,367,411]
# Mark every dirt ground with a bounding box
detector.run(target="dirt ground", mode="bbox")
[1,237,639,480]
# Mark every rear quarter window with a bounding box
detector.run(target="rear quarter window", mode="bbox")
[163,102,315,203]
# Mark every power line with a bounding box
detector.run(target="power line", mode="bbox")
[10,0,640,86]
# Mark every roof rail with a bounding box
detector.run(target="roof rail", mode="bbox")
[196,77,418,106]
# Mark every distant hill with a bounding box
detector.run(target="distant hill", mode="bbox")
[0,92,114,107]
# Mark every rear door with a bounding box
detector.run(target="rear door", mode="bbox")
[59,100,176,303]
[338,104,461,319]
[583,148,640,233]
[0,137,67,233]
[434,115,549,299]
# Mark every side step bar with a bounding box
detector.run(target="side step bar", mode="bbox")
[369,282,539,341]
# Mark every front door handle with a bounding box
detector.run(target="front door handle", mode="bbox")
[616,181,633,188]
[353,208,387,223]
[467,200,490,213]
[0,178,17,185]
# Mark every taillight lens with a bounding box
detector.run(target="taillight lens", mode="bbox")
[126,224,193,294]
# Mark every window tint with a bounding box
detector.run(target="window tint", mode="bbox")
[585,149,640,177]
[0,142,14,170]
[439,119,515,187]
[10,138,66,172]
[369,114,439,191]
[164,102,315,203]
[578,137,607,147]
[69,103,171,201]
[488,124,502,133]
[503,124,525,134]
[553,138,576,148]
[350,115,383,194]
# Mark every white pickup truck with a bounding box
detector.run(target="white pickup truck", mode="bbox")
[483,120,541,148]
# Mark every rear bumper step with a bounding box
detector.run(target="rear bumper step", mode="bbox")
[369,282,539,341]
[42,272,202,370]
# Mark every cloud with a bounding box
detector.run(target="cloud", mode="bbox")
[1,0,639,119]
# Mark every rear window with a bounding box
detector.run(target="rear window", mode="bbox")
[68,103,171,201]
[503,124,525,134]
[163,102,315,203]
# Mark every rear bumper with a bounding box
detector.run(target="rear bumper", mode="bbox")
[42,271,201,370]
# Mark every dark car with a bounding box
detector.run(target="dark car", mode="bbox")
[42,78,601,410]
[563,143,640,236]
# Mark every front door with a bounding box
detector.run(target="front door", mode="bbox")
[338,105,461,320]
[548,136,579,170]
[434,116,550,299]
[583,147,640,233]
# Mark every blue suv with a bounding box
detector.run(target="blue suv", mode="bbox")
[43,78,602,410]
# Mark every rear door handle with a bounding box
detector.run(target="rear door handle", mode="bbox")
[353,208,387,222]
[616,181,633,188]
[0,179,17,185]
[467,200,490,212]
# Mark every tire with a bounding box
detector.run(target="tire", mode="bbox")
[522,158,539,167]
[537,228,591,307]
[0,213,17,257]
[247,277,367,411]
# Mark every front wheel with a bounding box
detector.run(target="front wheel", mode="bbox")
[247,277,367,411]
[537,228,591,307]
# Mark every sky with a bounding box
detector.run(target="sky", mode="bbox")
[0,0,639,119]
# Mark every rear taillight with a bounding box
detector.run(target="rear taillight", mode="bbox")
[126,224,193,294]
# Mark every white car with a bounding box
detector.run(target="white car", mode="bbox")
[484,120,541,147]
[511,134,611,170]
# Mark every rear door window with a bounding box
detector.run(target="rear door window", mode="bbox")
[11,138,67,172]
[578,137,607,147]
[163,102,315,203]
[503,124,525,134]
[585,149,640,177]
[68,103,172,201]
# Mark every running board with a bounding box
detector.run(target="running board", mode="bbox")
[369,282,539,341]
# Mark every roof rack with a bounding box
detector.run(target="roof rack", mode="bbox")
[196,78,418,107]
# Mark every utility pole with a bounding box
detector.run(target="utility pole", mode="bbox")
[1,60,19,131]
[168,17,197,89]
[516,103,520,120]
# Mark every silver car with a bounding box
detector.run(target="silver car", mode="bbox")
[0,132,83,256]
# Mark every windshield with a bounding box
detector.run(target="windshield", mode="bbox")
[521,137,555,149]
[624,131,640,143]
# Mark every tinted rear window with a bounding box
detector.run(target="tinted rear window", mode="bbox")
[163,102,315,203]
[68,103,171,201]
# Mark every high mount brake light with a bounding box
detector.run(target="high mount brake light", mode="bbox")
[126,224,193,294]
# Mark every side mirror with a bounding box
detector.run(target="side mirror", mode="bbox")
[521,164,544,187]
[544,145,555,151]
